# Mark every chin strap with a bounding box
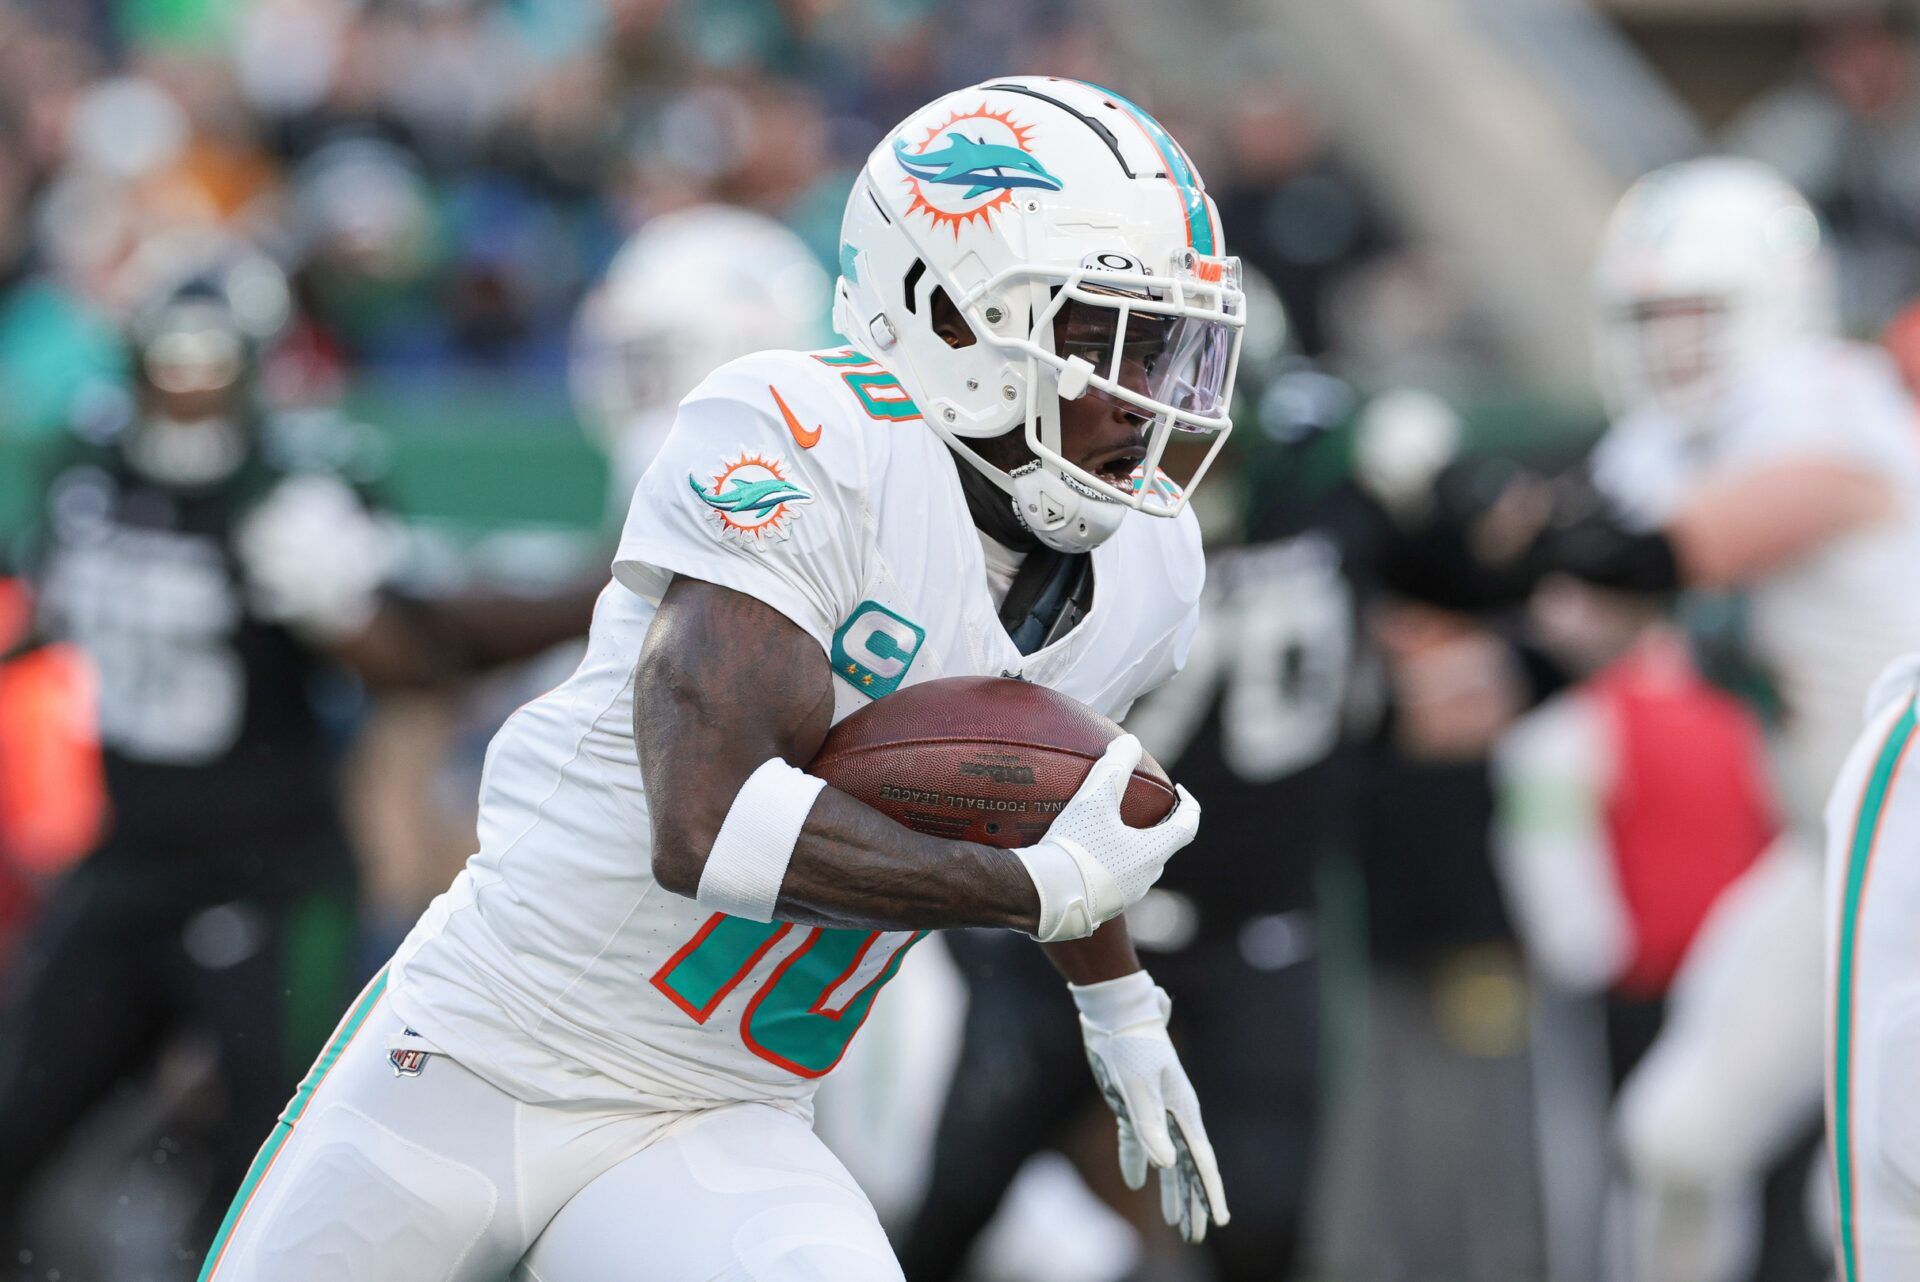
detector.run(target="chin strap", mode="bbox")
[950,444,1039,551]
[1009,460,1127,553]
[945,436,1128,555]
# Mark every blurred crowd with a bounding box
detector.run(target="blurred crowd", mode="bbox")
[0,0,1406,451]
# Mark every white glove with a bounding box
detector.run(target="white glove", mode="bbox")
[1073,970,1229,1243]
[235,474,400,643]
[1013,734,1199,943]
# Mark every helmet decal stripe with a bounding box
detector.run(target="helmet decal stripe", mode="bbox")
[1089,85,1215,255]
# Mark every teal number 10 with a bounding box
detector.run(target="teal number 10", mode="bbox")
[651,913,926,1078]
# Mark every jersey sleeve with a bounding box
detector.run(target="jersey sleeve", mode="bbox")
[1590,414,1688,530]
[1099,506,1206,719]
[1491,691,1629,992]
[1721,343,1920,476]
[612,354,868,652]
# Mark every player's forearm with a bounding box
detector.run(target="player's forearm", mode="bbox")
[772,787,1040,932]
[1666,459,1895,588]
[1041,917,1143,985]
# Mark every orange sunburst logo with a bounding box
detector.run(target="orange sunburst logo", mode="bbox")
[687,449,814,547]
[893,104,1062,238]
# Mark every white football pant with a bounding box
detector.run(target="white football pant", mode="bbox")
[1612,832,1828,1282]
[200,977,904,1282]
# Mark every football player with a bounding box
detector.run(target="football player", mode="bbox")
[1522,158,1920,1282]
[1825,653,1920,1282]
[571,203,833,503]
[198,78,1238,1282]
[0,238,591,1274]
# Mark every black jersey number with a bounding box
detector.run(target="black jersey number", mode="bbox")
[46,538,247,765]
[1131,537,1353,783]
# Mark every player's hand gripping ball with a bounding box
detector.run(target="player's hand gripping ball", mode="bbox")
[812,677,1198,941]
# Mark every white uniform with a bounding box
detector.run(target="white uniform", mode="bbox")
[1825,654,1920,1282]
[1592,339,1920,1282]
[198,346,1202,1282]
[1593,338,1920,827]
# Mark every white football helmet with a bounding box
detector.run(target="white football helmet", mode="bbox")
[573,204,831,489]
[1593,157,1835,428]
[835,77,1244,552]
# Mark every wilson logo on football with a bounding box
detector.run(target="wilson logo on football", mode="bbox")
[893,105,1061,236]
[959,760,1036,786]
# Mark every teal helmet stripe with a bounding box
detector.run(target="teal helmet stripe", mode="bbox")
[1083,83,1216,255]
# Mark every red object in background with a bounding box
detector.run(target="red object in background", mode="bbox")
[1879,300,1920,413]
[0,580,106,970]
[0,577,27,653]
[0,641,107,878]
[1593,643,1777,997]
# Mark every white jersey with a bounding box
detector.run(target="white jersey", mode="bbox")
[1593,338,1920,824]
[388,347,1203,1109]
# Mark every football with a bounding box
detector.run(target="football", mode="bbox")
[809,676,1177,848]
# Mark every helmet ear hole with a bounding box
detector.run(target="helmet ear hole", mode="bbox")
[929,287,976,350]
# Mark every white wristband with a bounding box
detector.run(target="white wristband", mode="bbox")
[695,758,827,922]
[1015,838,1108,942]
[1069,970,1168,1031]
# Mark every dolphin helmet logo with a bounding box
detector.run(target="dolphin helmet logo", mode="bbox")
[893,134,1062,199]
[689,451,813,546]
[893,104,1061,235]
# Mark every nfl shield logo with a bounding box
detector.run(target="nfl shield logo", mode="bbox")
[389,1027,429,1077]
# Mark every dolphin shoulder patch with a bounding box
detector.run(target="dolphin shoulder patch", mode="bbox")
[831,601,926,699]
[688,449,812,548]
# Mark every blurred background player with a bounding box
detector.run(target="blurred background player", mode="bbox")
[0,237,589,1279]
[570,203,833,503]
[894,276,1570,1280]
[1520,157,1920,1282]
[1493,582,1780,1281]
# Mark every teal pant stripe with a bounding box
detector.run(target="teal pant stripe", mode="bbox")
[196,968,390,1282]
[286,968,388,1124]
[1833,696,1918,1282]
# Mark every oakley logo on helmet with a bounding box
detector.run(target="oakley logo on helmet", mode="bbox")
[1079,250,1155,301]
[894,105,1061,235]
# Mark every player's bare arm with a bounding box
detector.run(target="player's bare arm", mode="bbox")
[1520,456,1899,597]
[328,581,603,688]
[1042,919,1143,983]
[637,574,1043,933]
[1666,456,1897,586]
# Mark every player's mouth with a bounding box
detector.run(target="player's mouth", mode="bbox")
[1087,441,1147,486]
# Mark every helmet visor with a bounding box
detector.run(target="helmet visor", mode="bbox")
[960,249,1244,519]
[1048,249,1240,423]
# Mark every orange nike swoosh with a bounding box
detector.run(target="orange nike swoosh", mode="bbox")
[770,385,822,449]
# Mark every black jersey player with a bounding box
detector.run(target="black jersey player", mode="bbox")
[0,242,590,1278]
